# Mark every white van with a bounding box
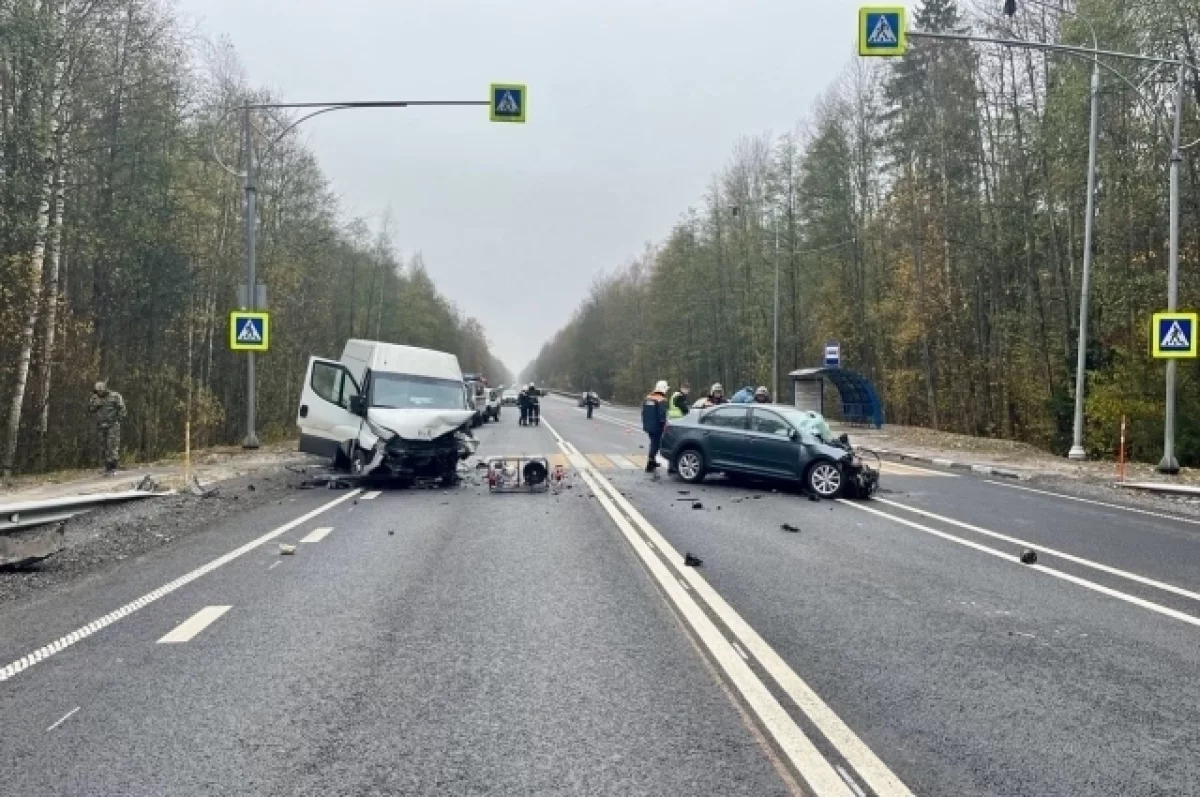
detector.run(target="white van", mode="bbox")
[297,340,478,482]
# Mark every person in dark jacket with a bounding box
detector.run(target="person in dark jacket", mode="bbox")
[584,390,599,419]
[641,380,669,473]
[517,386,529,426]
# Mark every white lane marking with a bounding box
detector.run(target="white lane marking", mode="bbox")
[594,413,642,432]
[873,497,1200,604]
[678,577,691,591]
[607,454,638,470]
[0,489,361,683]
[542,418,909,796]
[573,465,854,796]
[732,642,750,661]
[992,479,1200,527]
[841,501,1200,629]
[360,490,382,500]
[301,526,333,543]
[836,766,868,797]
[46,707,80,732]
[267,561,282,571]
[879,460,956,477]
[567,453,590,470]
[157,606,232,643]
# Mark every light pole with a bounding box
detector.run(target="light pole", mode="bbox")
[1009,0,1101,462]
[215,98,490,448]
[773,209,780,402]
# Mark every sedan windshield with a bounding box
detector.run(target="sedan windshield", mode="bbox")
[775,408,835,443]
[370,373,467,410]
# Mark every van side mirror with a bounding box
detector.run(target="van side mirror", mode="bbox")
[349,395,366,416]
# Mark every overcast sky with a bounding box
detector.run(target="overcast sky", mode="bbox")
[176,0,897,373]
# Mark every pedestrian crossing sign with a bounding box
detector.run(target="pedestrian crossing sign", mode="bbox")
[489,83,526,123]
[1151,311,1197,358]
[858,7,907,57]
[229,311,270,352]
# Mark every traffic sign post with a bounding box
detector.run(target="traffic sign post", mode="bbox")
[1151,312,1198,359]
[490,84,527,123]
[230,311,270,352]
[824,341,841,368]
[858,7,907,57]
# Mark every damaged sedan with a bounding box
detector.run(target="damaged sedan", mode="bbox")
[297,340,479,484]
[659,404,878,498]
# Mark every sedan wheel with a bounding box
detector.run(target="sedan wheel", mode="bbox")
[808,462,842,498]
[676,449,706,483]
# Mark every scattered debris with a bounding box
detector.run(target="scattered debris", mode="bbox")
[781,523,800,533]
[189,474,217,498]
[135,474,158,492]
[752,495,763,500]
[692,501,703,509]
[808,494,820,502]
[678,490,691,495]
[247,484,256,492]
[1020,549,1038,565]
[684,552,703,567]
[388,530,395,536]
[278,543,297,555]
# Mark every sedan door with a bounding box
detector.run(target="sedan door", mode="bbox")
[697,406,751,470]
[297,357,363,460]
[748,408,804,479]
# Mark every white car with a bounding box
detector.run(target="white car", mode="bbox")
[297,339,478,482]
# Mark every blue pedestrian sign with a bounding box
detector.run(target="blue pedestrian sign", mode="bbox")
[490,83,526,123]
[229,311,270,352]
[1151,311,1198,359]
[824,341,841,368]
[858,7,907,57]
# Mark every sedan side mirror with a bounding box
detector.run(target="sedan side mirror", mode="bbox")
[349,395,366,416]
[789,428,800,441]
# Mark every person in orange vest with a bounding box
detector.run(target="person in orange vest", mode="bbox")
[641,380,669,473]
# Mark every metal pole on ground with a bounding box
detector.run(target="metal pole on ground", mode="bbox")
[242,107,259,449]
[1158,65,1186,474]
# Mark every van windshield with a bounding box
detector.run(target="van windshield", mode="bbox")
[370,373,467,410]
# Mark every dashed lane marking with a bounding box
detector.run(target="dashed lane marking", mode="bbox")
[46,707,80,732]
[0,489,361,683]
[607,454,638,470]
[586,453,614,469]
[300,526,333,543]
[360,490,382,500]
[157,606,232,644]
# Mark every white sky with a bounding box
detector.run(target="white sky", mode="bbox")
[175,0,901,372]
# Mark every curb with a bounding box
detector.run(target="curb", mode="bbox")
[868,447,1024,480]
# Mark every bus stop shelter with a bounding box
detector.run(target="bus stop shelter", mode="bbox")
[789,367,884,428]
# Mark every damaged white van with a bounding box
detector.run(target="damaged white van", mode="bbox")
[297,340,479,483]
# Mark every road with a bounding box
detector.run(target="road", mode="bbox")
[2,393,1198,795]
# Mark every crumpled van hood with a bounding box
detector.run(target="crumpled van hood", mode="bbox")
[366,407,475,441]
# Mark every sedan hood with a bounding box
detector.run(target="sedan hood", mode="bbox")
[365,407,475,441]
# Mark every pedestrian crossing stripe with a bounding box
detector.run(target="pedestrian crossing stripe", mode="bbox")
[228,311,270,351]
[489,453,942,476]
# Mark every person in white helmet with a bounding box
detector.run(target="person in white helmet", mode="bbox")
[641,380,669,473]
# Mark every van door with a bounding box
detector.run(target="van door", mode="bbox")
[297,357,363,460]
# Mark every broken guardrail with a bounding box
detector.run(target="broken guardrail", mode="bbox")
[0,486,171,568]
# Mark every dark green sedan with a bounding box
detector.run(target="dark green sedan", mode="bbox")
[659,405,879,498]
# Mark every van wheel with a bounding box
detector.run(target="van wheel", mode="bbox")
[675,448,707,484]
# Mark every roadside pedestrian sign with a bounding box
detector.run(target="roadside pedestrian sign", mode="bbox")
[230,311,270,352]
[824,341,841,368]
[858,7,907,57]
[490,83,526,123]
[1151,311,1198,358]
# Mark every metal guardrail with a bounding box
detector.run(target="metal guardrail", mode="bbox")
[0,490,169,534]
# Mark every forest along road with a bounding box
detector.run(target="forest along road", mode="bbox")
[0,397,1194,795]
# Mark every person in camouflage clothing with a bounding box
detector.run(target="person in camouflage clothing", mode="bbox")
[88,381,127,475]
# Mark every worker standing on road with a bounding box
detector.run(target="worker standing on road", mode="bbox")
[584,390,599,419]
[753,386,771,404]
[641,380,669,474]
[668,382,691,419]
[517,385,529,426]
[88,380,127,475]
[707,383,727,405]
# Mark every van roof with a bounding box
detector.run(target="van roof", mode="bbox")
[341,339,463,382]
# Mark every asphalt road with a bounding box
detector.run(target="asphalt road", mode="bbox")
[2,394,1198,796]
